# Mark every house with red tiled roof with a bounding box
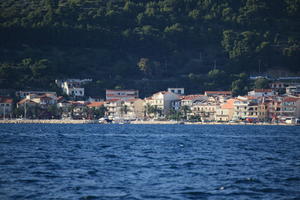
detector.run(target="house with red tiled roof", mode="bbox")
[204,91,232,97]
[0,96,13,118]
[215,99,236,122]
[87,101,105,108]
[180,95,208,107]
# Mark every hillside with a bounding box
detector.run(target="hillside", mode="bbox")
[0,0,299,96]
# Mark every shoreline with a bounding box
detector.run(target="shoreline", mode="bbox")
[0,119,296,126]
[0,119,99,124]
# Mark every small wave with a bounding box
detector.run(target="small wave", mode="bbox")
[180,191,211,198]
[18,179,39,183]
[104,154,119,158]
[286,177,300,181]
[235,178,262,184]
[79,195,99,200]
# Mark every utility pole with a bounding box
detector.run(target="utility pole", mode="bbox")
[3,105,5,120]
[213,60,217,70]
[199,52,202,62]
[24,101,27,119]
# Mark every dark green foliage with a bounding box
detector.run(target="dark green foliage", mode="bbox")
[0,0,299,93]
[254,78,270,89]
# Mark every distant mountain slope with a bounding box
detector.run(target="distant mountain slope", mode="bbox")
[0,0,299,91]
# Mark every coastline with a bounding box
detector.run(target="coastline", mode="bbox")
[0,119,99,124]
[0,119,295,126]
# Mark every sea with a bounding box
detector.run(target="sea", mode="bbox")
[0,124,299,200]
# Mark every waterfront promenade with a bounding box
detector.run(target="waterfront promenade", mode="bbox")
[0,119,293,126]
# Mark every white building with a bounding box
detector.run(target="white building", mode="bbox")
[145,91,180,115]
[286,85,300,96]
[167,88,185,95]
[56,79,92,97]
[248,89,276,97]
[191,100,219,122]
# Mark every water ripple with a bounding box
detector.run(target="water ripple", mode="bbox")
[0,124,299,199]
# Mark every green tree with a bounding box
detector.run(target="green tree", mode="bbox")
[254,78,269,89]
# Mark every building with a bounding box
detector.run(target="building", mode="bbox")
[121,99,145,120]
[104,99,122,119]
[232,96,268,122]
[61,82,84,97]
[56,79,92,97]
[106,89,139,101]
[286,85,300,96]
[191,100,219,122]
[145,91,180,116]
[248,89,276,97]
[28,94,57,106]
[280,97,300,118]
[215,99,235,122]
[167,88,185,95]
[180,95,207,107]
[16,91,57,98]
[270,82,290,90]
[204,91,232,97]
[266,96,282,121]
[0,97,13,119]
[232,96,251,121]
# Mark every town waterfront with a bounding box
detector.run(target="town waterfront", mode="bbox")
[0,124,299,199]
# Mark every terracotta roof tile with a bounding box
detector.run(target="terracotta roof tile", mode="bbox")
[221,99,236,109]
[87,102,105,107]
[253,89,273,92]
[0,97,13,104]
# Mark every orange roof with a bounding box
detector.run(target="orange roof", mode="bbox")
[221,99,236,109]
[253,89,273,92]
[106,99,120,102]
[284,97,300,102]
[17,99,36,105]
[87,102,105,107]
[0,97,13,104]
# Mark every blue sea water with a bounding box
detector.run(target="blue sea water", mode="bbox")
[0,124,299,200]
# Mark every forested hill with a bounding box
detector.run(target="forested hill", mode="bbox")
[0,0,299,95]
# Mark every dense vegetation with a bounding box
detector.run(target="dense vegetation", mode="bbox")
[0,0,299,97]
